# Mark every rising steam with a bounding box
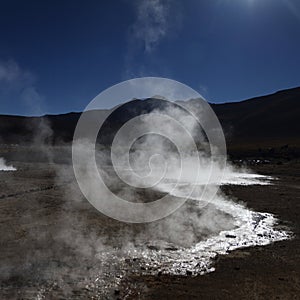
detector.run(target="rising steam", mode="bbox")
[68,91,290,296]
[1,78,290,298]
[0,157,16,171]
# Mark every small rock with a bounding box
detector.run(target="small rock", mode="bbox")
[165,246,178,251]
[225,234,236,239]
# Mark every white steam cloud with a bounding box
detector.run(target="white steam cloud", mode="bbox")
[0,157,16,171]
[131,0,171,53]
[67,100,290,295]
[124,0,181,77]
[1,76,290,297]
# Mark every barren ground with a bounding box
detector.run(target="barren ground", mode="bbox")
[0,148,299,299]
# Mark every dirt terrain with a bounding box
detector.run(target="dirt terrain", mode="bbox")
[0,146,299,299]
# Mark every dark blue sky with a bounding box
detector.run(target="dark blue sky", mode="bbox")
[0,0,299,115]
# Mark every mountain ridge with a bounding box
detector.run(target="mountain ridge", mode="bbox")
[0,87,299,150]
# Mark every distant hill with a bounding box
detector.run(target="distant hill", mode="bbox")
[0,113,81,145]
[0,87,299,155]
[211,87,300,145]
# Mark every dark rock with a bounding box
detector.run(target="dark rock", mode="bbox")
[225,234,236,239]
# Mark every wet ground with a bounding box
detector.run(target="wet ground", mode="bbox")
[118,161,300,299]
[0,150,299,299]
